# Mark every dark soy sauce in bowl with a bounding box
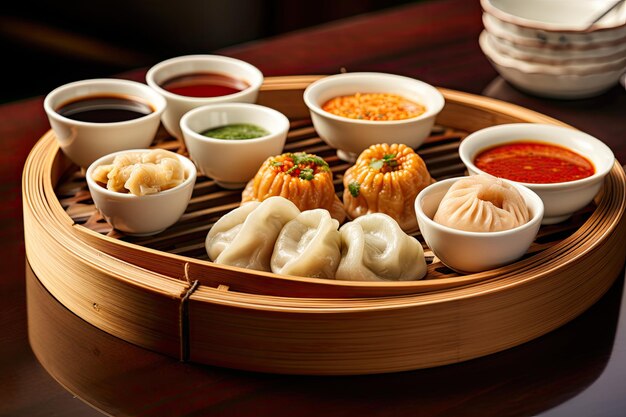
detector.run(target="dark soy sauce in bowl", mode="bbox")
[56,94,155,123]
[160,72,250,97]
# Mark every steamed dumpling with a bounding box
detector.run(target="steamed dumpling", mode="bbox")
[142,148,183,165]
[205,197,301,271]
[92,162,135,193]
[335,213,427,281]
[124,161,180,196]
[91,149,186,195]
[271,209,341,279]
[342,143,434,232]
[242,152,346,222]
[433,174,530,232]
[91,152,141,192]
[205,201,260,262]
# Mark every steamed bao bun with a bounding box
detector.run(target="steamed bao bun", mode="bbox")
[205,196,427,281]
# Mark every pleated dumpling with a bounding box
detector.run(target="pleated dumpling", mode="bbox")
[125,150,186,195]
[433,175,530,232]
[342,143,434,232]
[91,152,141,192]
[91,149,186,195]
[271,209,341,279]
[124,163,178,196]
[335,213,427,281]
[205,201,260,262]
[142,148,183,165]
[92,162,135,193]
[205,197,301,271]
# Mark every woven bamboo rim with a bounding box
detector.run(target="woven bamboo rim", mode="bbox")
[23,76,626,374]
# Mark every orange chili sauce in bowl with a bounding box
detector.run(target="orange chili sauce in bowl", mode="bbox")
[321,93,426,121]
[474,141,595,184]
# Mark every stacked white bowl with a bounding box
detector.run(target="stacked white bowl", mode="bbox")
[480,0,626,99]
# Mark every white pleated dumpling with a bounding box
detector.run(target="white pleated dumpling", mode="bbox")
[335,213,427,281]
[205,201,260,262]
[271,209,341,279]
[205,197,301,271]
[433,175,529,232]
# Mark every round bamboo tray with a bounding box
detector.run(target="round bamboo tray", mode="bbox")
[23,76,626,375]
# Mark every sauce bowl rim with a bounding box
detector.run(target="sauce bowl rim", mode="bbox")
[145,54,264,103]
[179,102,290,145]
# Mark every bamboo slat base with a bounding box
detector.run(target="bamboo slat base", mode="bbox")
[23,76,626,374]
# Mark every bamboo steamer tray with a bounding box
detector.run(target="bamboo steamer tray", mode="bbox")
[23,75,626,374]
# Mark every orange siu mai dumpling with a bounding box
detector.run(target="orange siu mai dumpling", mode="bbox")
[242,152,346,222]
[342,143,434,232]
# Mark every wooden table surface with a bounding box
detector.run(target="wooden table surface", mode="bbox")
[2,0,626,416]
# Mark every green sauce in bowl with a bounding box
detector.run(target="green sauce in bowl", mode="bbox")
[202,123,269,140]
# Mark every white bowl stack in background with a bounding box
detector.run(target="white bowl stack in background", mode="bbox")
[479,0,626,99]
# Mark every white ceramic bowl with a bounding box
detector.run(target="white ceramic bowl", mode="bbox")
[481,0,626,43]
[146,54,263,140]
[485,26,626,65]
[303,72,445,162]
[482,12,626,49]
[86,149,197,236]
[480,30,626,73]
[415,177,544,273]
[180,103,289,189]
[459,123,615,224]
[44,78,167,168]
[479,31,626,98]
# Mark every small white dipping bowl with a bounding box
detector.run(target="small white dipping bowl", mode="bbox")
[303,72,445,162]
[86,149,197,236]
[459,123,615,224]
[483,27,626,66]
[479,31,626,99]
[146,54,263,140]
[180,103,289,189]
[44,78,167,168]
[415,177,544,273]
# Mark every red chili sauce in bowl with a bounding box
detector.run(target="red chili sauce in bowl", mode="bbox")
[160,73,249,98]
[474,141,595,184]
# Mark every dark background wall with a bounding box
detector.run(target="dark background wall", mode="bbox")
[1,0,415,103]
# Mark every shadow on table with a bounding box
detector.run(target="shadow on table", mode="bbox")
[27,262,623,417]
[482,76,626,138]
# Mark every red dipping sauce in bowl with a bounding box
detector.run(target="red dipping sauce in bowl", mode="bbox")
[474,141,595,184]
[160,72,250,98]
[459,123,615,224]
